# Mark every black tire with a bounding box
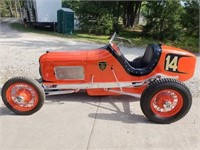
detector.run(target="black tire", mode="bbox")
[140,78,192,124]
[1,77,45,115]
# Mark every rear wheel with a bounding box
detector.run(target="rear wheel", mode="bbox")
[1,77,45,115]
[140,78,192,124]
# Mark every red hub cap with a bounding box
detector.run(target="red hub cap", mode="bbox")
[151,89,183,117]
[6,83,39,112]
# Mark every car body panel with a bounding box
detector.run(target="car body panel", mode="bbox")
[39,44,196,96]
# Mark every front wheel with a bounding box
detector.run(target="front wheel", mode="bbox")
[1,77,45,115]
[140,78,192,124]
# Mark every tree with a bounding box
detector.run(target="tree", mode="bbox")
[62,0,80,12]
[62,0,143,34]
[0,0,22,17]
[7,0,14,17]
[181,0,199,37]
[122,1,142,28]
[14,0,18,17]
[0,0,8,17]
[142,0,183,40]
[71,1,117,35]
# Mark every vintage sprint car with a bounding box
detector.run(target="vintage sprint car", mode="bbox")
[1,33,196,124]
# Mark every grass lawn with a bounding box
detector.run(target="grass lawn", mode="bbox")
[10,22,199,52]
[9,22,157,46]
[10,23,109,44]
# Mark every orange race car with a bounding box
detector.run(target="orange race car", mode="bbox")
[1,33,196,124]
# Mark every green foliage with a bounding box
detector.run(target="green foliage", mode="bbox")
[143,0,183,41]
[62,0,80,12]
[180,0,199,37]
[122,1,142,28]
[10,22,109,44]
[89,13,113,35]
[142,0,199,52]
[74,1,116,35]
[0,0,23,17]
[178,36,199,52]
[0,0,9,17]
[62,1,141,35]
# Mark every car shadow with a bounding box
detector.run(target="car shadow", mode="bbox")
[47,92,151,124]
[43,92,151,124]
[86,96,149,124]
[0,91,151,124]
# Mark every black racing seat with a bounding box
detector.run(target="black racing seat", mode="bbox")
[107,44,162,76]
[129,44,160,68]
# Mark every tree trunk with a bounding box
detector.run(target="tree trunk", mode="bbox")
[113,1,121,32]
[8,0,14,17]
[122,2,127,27]
[135,2,142,25]
[17,0,23,22]
[129,1,134,27]
[122,1,142,28]
[132,1,142,27]
[14,0,18,18]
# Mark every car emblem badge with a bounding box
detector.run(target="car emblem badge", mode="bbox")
[98,62,107,71]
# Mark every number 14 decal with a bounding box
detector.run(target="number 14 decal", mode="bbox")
[165,55,178,71]
[165,54,180,72]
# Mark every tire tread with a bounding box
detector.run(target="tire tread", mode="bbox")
[1,76,45,115]
[140,78,192,124]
